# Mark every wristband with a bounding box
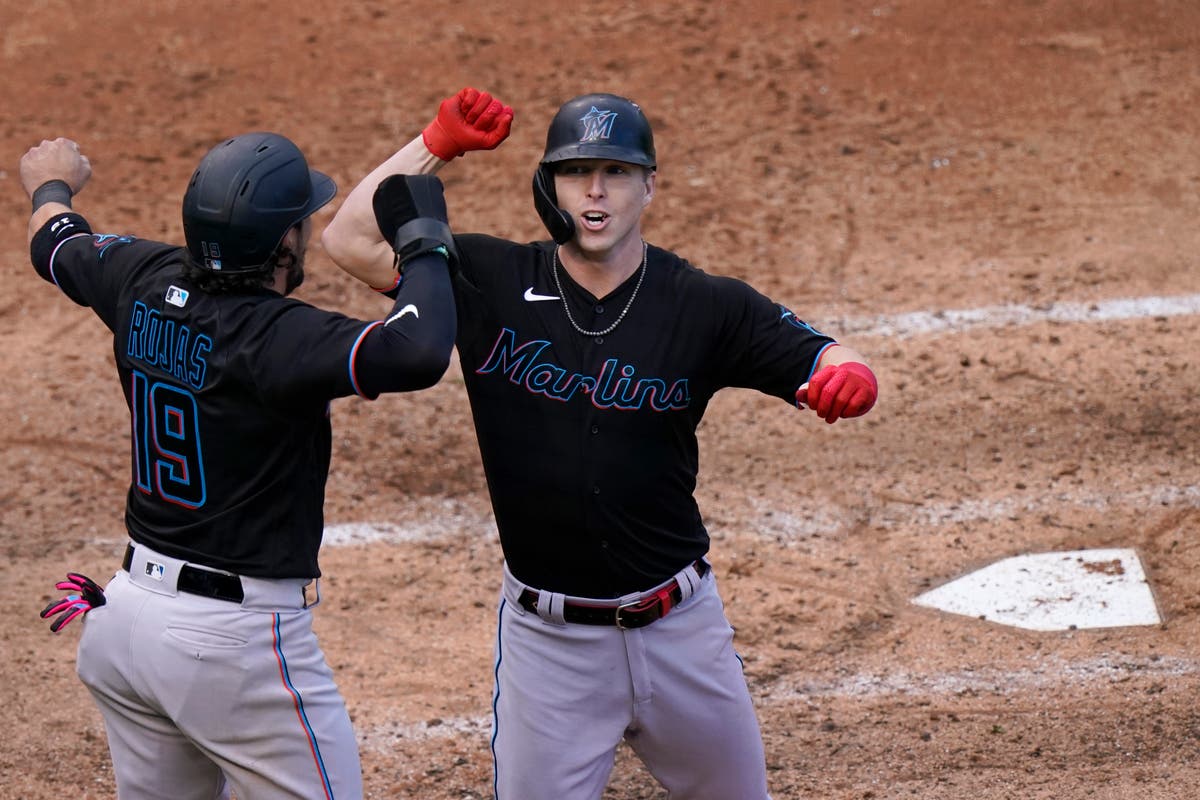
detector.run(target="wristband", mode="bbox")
[32,179,73,211]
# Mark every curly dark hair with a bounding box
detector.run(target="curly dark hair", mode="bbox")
[181,258,274,294]
[180,230,299,295]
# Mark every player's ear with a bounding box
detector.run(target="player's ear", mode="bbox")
[280,221,304,252]
[642,168,656,207]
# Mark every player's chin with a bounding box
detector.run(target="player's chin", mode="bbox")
[574,224,628,256]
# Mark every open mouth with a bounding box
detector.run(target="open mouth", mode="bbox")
[581,212,608,229]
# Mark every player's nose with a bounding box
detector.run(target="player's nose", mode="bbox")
[585,172,607,198]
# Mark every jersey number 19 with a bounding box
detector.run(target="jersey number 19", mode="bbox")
[130,370,207,509]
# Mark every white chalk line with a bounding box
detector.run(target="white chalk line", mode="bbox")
[325,483,1200,550]
[829,292,1200,339]
[322,516,496,547]
[354,654,1200,751]
[321,496,497,546]
[741,483,1200,543]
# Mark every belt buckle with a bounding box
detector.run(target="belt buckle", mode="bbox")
[615,595,656,629]
[615,598,638,629]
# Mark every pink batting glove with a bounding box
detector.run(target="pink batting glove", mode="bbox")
[40,572,106,633]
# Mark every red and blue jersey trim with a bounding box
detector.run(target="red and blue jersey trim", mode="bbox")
[347,321,383,399]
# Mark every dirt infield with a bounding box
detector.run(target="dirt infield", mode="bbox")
[3,1,1199,797]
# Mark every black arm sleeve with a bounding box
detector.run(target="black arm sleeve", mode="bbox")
[351,251,457,397]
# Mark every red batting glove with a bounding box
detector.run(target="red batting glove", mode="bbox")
[422,87,514,161]
[797,362,878,424]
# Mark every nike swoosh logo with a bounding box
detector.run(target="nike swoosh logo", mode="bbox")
[524,287,559,302]
[385,304,419,325]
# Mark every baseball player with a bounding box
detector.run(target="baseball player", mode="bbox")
[322,88,878,799]
[23,134,461,799]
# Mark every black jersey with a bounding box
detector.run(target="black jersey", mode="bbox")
[453,235,836,597]
[34,220,453,579]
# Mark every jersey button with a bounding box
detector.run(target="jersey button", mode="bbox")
[594,304,605,314]
[590,425,599,435]
[594,336,604,345]
[592,486,601,495]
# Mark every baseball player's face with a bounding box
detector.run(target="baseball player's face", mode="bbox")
[554,160,654,256]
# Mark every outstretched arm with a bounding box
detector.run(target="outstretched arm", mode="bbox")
[323,87,513,290]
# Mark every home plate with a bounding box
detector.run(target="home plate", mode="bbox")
[913,548,1161,631]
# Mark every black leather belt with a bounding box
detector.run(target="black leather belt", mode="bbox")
[518,559,709,629]
[122,543,245,603]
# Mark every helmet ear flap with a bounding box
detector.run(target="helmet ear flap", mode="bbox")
[532,165,575,245]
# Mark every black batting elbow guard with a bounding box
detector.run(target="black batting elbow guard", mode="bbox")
[372,174,458,271]
[30,212,92,280]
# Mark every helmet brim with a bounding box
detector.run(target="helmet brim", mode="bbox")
[304,168,337,218]
[541,144,656,169]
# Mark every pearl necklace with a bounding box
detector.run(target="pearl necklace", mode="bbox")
[551,241,648,337]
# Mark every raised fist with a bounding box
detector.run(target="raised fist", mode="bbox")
[20,137,92,197]
[796,362,878,424]
[422,87,514,161]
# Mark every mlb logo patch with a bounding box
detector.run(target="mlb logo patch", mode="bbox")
[165,285,189,308]
[144,561,166,582]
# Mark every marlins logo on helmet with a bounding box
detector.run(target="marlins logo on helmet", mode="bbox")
[578,106,619,143]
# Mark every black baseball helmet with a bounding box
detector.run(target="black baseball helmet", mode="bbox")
[532,93,656,244]
[182,132,336,274]
[540,93,656,168]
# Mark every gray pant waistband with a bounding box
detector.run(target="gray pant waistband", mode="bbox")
[123,541,313,611]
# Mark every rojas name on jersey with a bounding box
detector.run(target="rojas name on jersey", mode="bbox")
[126,300,212,390]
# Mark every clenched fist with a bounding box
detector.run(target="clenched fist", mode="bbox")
[422,87,514,161]
[20,137,92,198]
[796,362,878,424]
